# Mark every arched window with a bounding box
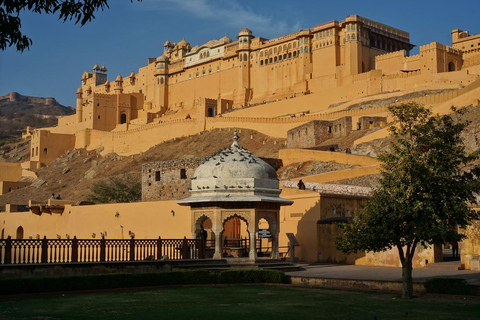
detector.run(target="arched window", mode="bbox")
[300,47,304,54]
[260,60,264,66]
[274,57,277,62]
[283,54,287,60]
[207,108,215,117]
[288,53,292,59]
[283,44,287,51]
[120,113,127,124]
[347,34,351,41]
[243,53,247,61]
[352,34,356,40]
[293,51,297,58]
[160,77,164,85]
[43,148,47,154]
[288,43,292,49]
[16,226,24,239]
[36,147,38,156]
[269,58,273,63]
[304,46,309,53]
[31,148,34,157]
[274,47,277,54]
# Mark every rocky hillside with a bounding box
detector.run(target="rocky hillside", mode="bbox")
[0,92,75,142]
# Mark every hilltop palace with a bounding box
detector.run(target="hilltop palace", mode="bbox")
[2,15,480,268]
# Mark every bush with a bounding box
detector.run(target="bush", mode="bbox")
[0,270,214,295]
[217,269,289,284]
[424,278,471,295]
[0,269,289,295]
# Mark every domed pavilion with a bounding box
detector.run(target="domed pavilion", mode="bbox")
[178,130,292,261]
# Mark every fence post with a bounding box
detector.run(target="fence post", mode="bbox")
[100,236,106,262]
[41,236,48,263]
[71,236,78,263]
[199,237,204,259]
[129,236,135,261]
[157,236,162,260]
[5,236,12,264]
[182,236,189,259]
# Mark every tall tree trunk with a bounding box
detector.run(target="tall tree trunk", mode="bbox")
[401,257,413,299]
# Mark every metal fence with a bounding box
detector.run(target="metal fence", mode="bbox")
[0,236,204,265]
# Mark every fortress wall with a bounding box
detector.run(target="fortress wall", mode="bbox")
[0,201,191,240]
[279,149,380,166]
[291,165,381,184]
[374,50,407,75]
[0,163,22,181]
[85,119,199,155]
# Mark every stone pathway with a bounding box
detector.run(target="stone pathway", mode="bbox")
[286,263,480,286]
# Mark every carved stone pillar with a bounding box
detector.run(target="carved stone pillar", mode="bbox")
[213,230,222,259]
[249,230,257,261]
[271,230,279,260]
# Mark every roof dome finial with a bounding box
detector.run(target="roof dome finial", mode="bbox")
[233,128,239,143]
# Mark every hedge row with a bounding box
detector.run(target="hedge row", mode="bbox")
[424,278,472,295]
[0,269,289,295]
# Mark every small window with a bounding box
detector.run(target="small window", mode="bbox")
[97,115,101,119]
[346,210,351,216]
[43,148,48,154]
[328,126,332,133]
[180,169,187,179]
[155,171,160,181]
[332,209,336,215]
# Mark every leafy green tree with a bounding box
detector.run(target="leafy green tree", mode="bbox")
[87,176,141,204]
[337,103,480,299]
[1,0,141,52]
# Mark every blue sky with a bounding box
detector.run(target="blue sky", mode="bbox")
[1,0,479,107]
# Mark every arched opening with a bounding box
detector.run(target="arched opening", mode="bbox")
[16,226,24,239]
[222,215,249,258]
[207,107,215,117]
[257,218,271,257]
[120,113,127,124]
[43,148,48,154]
[448,61,456,72]
[194,216,214,258]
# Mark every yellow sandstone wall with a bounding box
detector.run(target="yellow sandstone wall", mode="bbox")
[0,163,22,181]
[279,149,380,166]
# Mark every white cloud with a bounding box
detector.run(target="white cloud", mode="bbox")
[142,0,299,38]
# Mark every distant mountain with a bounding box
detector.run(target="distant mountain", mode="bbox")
[0,92,75,141]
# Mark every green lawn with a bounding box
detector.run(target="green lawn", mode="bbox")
[0,285,478,320]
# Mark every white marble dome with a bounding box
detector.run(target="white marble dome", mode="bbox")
[178,130,292,205]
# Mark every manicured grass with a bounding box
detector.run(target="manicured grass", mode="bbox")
[0,285,478,320]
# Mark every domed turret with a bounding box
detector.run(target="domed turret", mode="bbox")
[178,130,292,205]
[238,27,253,38]
[156,55,169,62]
[115,74,123,82]
[93,64,100,71]
[178,38,190,49]
[220,35,232,43]
[164,40,172,47]
[100,65,107,72]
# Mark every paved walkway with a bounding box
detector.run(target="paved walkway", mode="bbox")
[286,263,480,286]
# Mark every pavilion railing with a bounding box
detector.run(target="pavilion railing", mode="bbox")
[0,236,204,265]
